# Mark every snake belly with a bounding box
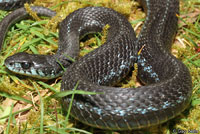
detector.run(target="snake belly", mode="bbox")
[1,0,192,131]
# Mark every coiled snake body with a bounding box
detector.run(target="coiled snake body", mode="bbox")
[0,0,192,130]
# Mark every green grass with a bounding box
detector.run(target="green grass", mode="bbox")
[0,0,199,134]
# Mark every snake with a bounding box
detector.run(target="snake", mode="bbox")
[0,0,33,10]
[0,0,192,131]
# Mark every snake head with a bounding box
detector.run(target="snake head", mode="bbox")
[4,52,64,79]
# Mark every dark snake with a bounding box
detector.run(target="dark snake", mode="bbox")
[0,0,192,130]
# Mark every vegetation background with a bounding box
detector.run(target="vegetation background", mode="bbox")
[0,0,199,133]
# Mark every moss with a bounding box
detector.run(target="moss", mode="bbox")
[24,3,41,21]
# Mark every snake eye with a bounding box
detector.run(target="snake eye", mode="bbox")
[21,62,31,69]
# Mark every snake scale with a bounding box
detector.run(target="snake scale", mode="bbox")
[0,0,192,130]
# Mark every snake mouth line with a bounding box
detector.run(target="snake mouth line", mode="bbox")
[5,62,63,79]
